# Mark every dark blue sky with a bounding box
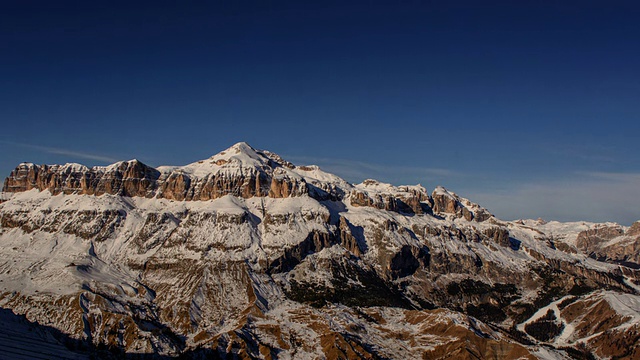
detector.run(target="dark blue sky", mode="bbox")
[1,1,639,224]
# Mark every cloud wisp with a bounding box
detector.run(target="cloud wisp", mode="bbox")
[0,141,118,163]
[538,143,619,164]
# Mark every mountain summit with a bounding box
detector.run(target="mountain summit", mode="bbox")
[1,143,639,359]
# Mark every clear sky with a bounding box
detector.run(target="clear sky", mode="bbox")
[1,1,639,224]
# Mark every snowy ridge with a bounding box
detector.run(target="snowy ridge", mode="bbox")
[176,142,271,177]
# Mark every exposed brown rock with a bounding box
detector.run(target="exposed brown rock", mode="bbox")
[349,188,429,215]
[2,158,338,202]
[627,221,640,237]
[267,230,336,273]
[268,174,307,198]
[158,172,191,201]
[3,163,44,192]
[431,186,491,221]
[484,227,511,248]
[188,170,267,200]
[97,160,160,197]
[2,161,160,197]
[576,225,625,251]
[576,224,640,266]
[338,216,365,257]
[432,188,459,214]
[350,190,396,211]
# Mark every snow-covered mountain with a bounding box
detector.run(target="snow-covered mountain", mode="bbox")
[1,142,639,359]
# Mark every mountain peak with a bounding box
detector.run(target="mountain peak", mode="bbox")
[172,142,268,177]
[209,142,264,163]
[226,141,256,154]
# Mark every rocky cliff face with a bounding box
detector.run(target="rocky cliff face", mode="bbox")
[1,142,639,359]
[3,160,161,197]
[2,144,347,206]
[349,180,432,215]
[575,223,640,267]
[431,186,492,221]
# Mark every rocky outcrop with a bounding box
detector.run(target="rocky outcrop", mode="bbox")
[0,146,466,222]
[2,163,38,192]
[267,230,336,273]
[338,216,366,257]
[524,248,635,292]
[2,162,312,201]
[627,221,640,237]
[576,224,640,266]
[431,186,491,221]
[186,170,270,200]
[350,190,399,211]
[268,173,307,198]
[576,225,625,251]
[349,180,432,215]
[484,227,511,248]
[157,172,191,201]
[387,244,429,278]
[98,160,161,197]
[2,161,161,197]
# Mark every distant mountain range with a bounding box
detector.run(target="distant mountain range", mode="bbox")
[1,142,639,359]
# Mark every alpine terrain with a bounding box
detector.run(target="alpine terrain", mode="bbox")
[0,142,639,359]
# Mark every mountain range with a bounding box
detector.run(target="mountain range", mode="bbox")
[0,142,639,359]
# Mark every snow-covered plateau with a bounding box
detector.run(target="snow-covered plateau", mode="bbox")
[0,142,639,359]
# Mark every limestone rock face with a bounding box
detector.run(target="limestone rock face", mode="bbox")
[576,225,625,250]
[2,144,338,203]
[432,187,459,214]
[2,161,160,197]
[431,186,491,221]
[2,162,42,193]
[627,221,640,237]
[338,216,365,257]
[349,180,432,215]
[576,224,640,266]
[157,172,191,201]
[2,144,437,217]
[268,171,308,198]
[96,160,161,197]
[350,190,398,211]
[187,170,269,200]
[484,227,511,248]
